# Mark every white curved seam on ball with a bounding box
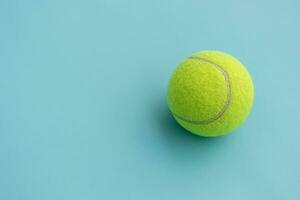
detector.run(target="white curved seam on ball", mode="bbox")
[172,57,231,125]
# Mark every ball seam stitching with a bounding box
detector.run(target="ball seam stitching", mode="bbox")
[172,56,231,125]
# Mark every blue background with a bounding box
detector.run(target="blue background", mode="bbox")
[1,0,300,199]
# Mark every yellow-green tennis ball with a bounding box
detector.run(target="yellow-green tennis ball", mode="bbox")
[167,50,254,137]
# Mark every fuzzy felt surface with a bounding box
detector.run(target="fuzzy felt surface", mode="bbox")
[167,51,254,137]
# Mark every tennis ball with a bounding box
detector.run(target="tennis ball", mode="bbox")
[167,50,254,137]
